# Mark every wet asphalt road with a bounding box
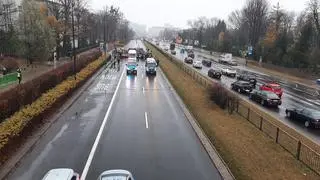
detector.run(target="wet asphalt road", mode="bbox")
[157,42,320,145]
[6,40,221,180]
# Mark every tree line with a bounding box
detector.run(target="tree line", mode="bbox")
[175,0,320,72]
[0,0,134,63]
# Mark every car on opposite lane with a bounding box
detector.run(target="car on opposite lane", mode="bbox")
[171,50,176,55]
[260,83,283,98]
[237,74,257,87]
[42,168,80,180]
[98,169,135,180]
[184,57,193,64]
[221,68,236,77]
[193,59,202,69]
[231,80,254,94]
[249,89,282,107]
[202,59,212,67]
[285,108,320,128]
[208,68,222,79]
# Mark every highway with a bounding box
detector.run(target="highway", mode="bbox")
[6,40,222,180]
[157,42,320,145]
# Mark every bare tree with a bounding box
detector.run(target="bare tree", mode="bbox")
[242,0,269,49]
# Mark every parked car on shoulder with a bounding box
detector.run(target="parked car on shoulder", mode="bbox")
[202,59,212,67]
[208,68,222,79]
[260,83,283,98]
[221,68,236,77]
[193,60,202,69]
[236,74,257,87]
[249,89,282,107]
[184,57,193,64]
[231,80,254,94]
[285,108,320,128]
[42,168,80,180]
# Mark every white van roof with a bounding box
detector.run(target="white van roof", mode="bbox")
[128,49,137,54]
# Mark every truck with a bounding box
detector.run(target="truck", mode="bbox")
[219,53,233,64]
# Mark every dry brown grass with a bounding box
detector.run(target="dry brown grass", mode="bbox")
[146,43,320,180]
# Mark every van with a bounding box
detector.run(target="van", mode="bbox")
[145,58,157,76]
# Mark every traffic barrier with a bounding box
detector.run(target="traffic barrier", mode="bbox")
[145,40,320,175]
[0,72,17,87]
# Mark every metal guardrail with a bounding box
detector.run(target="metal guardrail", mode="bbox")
[145,40,320,176]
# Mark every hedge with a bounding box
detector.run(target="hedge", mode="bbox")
[0,54,107,164]
[0,48,102,122]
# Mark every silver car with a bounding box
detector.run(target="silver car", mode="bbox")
[98,169,134,180]
[42,168,80,180]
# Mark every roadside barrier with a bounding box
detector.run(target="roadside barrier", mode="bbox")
[145,40,320,176]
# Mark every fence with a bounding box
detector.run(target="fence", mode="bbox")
[145,40,320,176]
[0,72,17,87]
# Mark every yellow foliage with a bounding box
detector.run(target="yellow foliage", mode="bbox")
[264,25,277,47]
[0,55,108,150]
[39,3,48,15]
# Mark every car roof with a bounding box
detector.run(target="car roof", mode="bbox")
[42,168,75,180]
[99,169,132,179]
[128,50,136,54]
[267,83,280,87]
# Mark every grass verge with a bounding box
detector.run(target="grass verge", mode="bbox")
[0,55,107,164]
[145,42,320,180]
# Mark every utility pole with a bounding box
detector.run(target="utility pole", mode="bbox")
[71,0,76,79]
[103,8,106,55]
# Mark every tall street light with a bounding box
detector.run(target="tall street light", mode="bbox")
[71,0,76,79]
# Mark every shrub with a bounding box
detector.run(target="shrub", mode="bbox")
[0,55,106,161]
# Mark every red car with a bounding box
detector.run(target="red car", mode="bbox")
[260,83,283,98]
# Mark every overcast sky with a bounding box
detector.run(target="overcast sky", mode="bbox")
[89,0,309,29]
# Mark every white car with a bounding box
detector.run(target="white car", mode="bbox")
[98,169,135,180]
[42,168,80,180]
[221,68,236,77]
[193,60,202,69]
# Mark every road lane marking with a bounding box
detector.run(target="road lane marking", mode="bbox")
[145,112,149,129]
[80,68,125,180]
[142,86,145,94]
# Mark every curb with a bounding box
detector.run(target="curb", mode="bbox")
[0,59,113,180]
[158,67,235,180]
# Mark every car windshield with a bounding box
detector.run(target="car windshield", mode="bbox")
[311,111,320,119]
[266,92,279,99]
[127,62,136,66]
[101,175,127,180]
[147,63,157,67]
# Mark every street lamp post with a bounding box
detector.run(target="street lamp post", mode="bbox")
[71,0,76,79]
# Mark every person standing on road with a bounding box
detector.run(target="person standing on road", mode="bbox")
[17,68,22,84]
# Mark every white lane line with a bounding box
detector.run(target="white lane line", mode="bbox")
[142,86,145,94]
[80,68,125,180]
[145,112,149,129]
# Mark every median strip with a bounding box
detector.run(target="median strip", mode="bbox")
[144,42,320,180]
